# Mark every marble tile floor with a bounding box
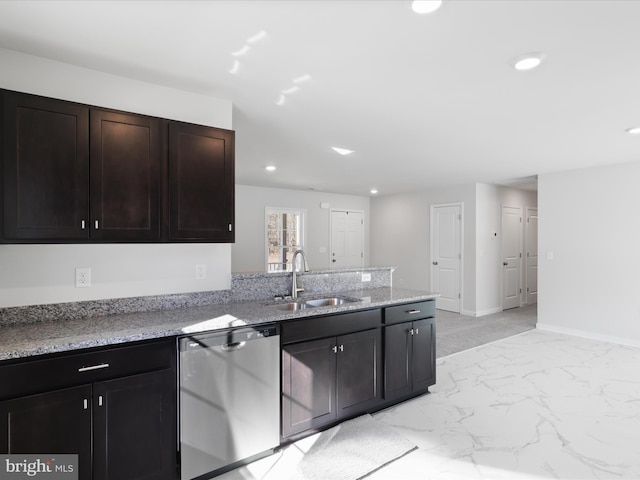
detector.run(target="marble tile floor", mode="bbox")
[219,310,640,479]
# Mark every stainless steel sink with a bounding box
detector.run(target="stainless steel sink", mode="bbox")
[304,297,355,307]
[273,301,308,311]
[270,295,359,311]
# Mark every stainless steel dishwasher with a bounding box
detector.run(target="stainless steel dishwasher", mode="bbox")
[178,324,280,480]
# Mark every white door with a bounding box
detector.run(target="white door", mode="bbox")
[525,207,538,305]
[330,210,363,268]
[502,206,522,310]
[430,203,462,313]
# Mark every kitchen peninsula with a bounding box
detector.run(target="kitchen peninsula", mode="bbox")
[0,267,437,480]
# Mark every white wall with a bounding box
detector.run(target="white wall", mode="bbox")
[370,184,477,312]
[232,185,370,272]
[538,161,640,346]
[0,48,233,308]
[475,184,538,315]
[370,183,537,316]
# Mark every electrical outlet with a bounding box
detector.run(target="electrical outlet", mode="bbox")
[195,264,207,280]
[361,273,372,282]
[75,268,91,288]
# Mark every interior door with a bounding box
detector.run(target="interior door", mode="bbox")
[430,204,462,313]
[330,210,363,268]
[526,207,538,305]
[502,206,522,310]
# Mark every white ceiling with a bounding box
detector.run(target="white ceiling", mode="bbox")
[1,0,639,196]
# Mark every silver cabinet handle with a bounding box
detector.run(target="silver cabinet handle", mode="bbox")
[409,328,414,336]
[339,345,344,352]
[332,346,338,353]
[407,309,421,314]
[78,363,109,372]
[83,399,88,410]
[81,220,86,229]
[415,328,419,335]
[95,220,99,230]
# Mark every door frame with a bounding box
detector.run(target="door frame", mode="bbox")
[329,209,365,269]
[429,202,464,313]
[501,204,523,310]
[525,206,538,305]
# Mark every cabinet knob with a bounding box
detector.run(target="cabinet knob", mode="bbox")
[432,261,438,265]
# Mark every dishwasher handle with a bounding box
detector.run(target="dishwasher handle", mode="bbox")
[221,341,246,352]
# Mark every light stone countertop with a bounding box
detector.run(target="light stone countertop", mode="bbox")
[0,287,437,361]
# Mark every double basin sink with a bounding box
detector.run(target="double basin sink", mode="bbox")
[271,296,360,311]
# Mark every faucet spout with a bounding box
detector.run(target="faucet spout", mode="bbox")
[291,249,309,299]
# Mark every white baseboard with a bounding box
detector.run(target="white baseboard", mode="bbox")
[460,307,503,317]
[536,323,640,349]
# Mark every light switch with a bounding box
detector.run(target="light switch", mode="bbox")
[546,251,554,260]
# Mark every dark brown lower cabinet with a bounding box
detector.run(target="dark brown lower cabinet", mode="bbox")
[0,385,93,478]
[0,340,176,480]
[282,328,382,439]
[0,369,174,480]
[384,317,436,401]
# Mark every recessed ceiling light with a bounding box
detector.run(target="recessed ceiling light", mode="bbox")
[512,52,546,71]
[370,189,379,195]
[265,165,276,172]
[411,0,442,14]
[332,147,354,155]
[625,127,640,135]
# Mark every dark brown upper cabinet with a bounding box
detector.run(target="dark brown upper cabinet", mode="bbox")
[1,89,235,243]
[90,109,161,241]
[168,121,235,243]
[2,91,90,241]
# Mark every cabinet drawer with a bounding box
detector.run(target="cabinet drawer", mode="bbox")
[0,339,174,401]
[384,300,435,324]
[282,309,381,344]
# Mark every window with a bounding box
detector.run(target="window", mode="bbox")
[266,208,306,272]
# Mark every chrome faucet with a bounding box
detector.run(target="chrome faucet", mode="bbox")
[291,249,309,299]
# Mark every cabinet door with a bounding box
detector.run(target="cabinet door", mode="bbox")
[336,329,382,418]
[0,385,92,479]
[2,91,89,240]
[168,122,234,242]
[412,317,436,391]
[90,110,161,241]
[282,337,337,438]
[384,322,412,400]
[93,369,176,480]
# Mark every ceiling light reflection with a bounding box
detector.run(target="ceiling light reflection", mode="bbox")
[282,86,300,95]
[276,94,286,106]
[412,0,442,14]
[232,45,251,56]
[332,147,354,155]
[512,52,546,71]
[293,74,312,84]
[229,60,240,75]
[247,30,267,43]
[626,127,640,135]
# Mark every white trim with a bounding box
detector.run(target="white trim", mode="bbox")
[501,204,523,310]
[524,206,538,306]
[329,208,365,269]
[264,206,307,272]
[536,323,640,349]
[430,202,464,314]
